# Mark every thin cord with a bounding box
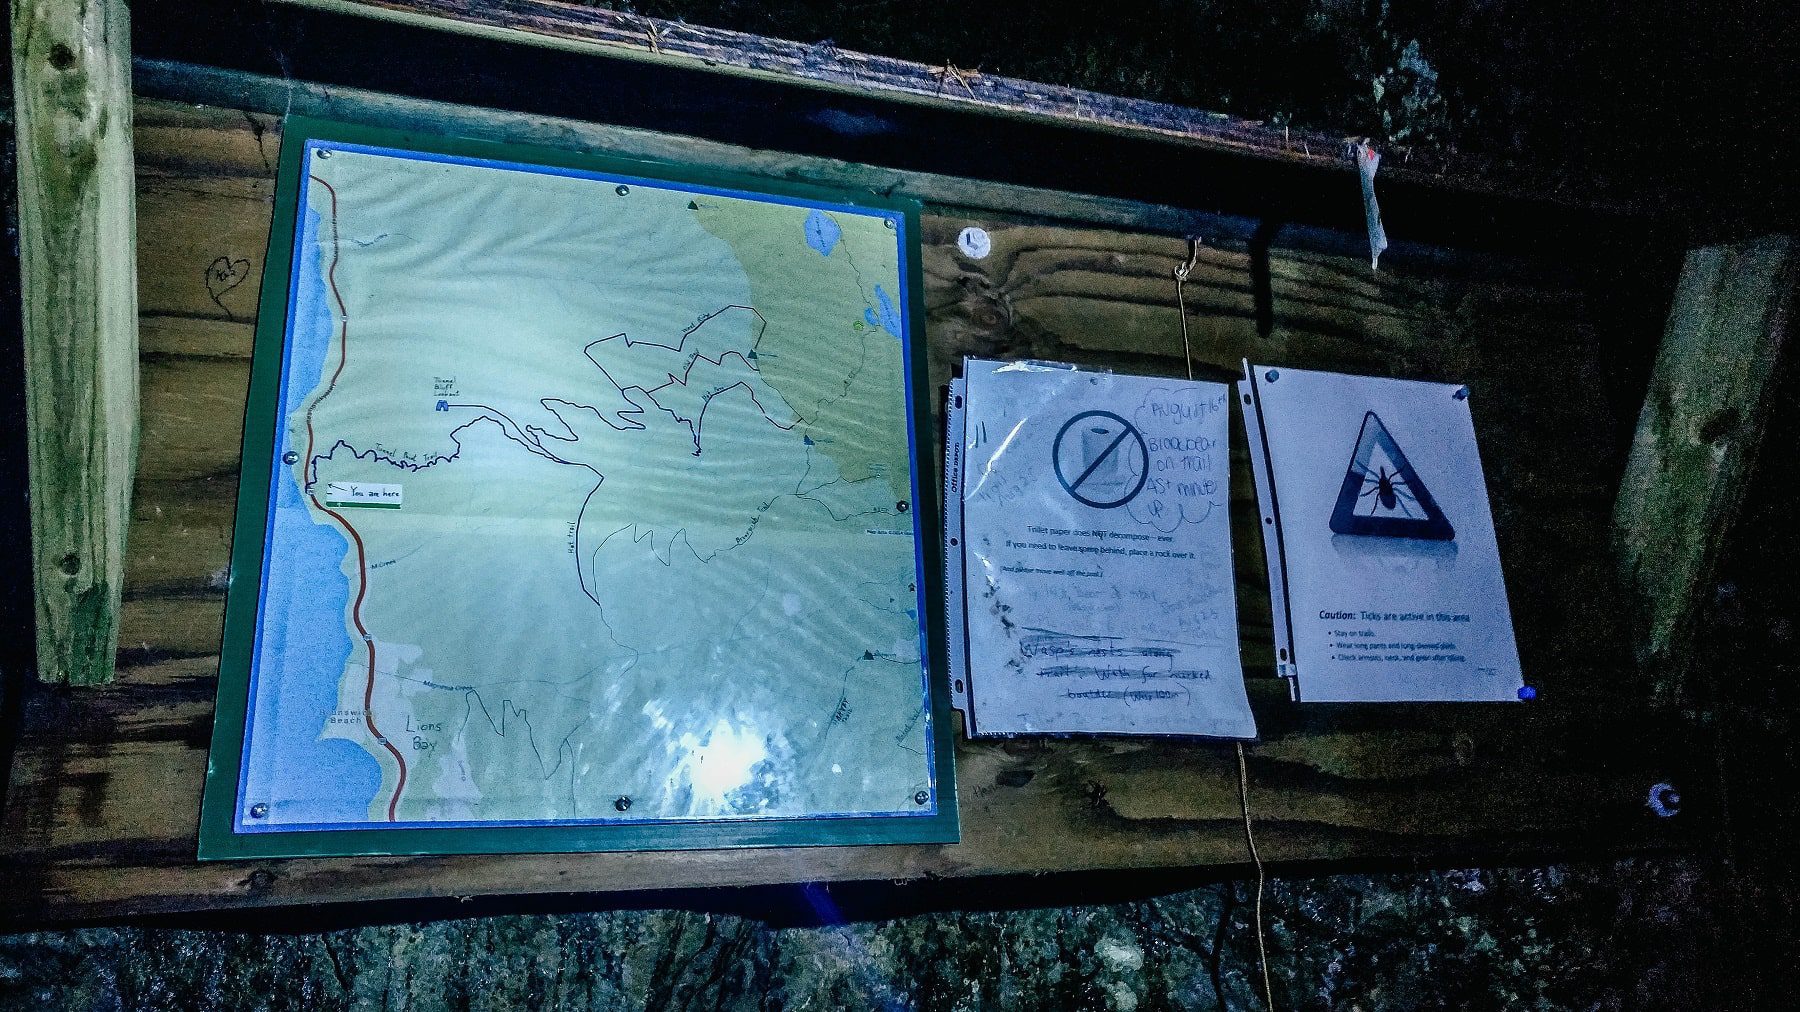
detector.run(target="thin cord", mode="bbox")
[1237,741,1275,1012]
[1175,237,1276,1012]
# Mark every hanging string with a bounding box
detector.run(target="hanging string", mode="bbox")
[1173,237,1276,1012]
[1237,740,1275,1012]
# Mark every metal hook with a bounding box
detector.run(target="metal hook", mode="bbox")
[1173,237,1203,380]
[1174,236,1201,283]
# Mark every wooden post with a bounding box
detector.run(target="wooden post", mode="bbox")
[10,0,139,685]
[1615,235,1795,702]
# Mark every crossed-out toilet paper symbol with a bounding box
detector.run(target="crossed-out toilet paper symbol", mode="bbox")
[1053,410,1149,509]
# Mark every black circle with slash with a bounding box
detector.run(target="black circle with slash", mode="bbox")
[1053,410,1150,509]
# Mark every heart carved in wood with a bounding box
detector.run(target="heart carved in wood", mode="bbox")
[205,255,254,315]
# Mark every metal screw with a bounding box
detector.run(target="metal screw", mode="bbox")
[614,184,630,196]
[1647,782,1681,818]
[613,796,631,812]
[1265,369,1280,383]
[896,501,909,513]
[282,451,299,465]
[315,149,331,160]
[249,803,269,819]
[912,790,930,806]
[1454,386,1470,401]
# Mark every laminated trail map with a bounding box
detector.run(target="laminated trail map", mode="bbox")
[201,120,955,858]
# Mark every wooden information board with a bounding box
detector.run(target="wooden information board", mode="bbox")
[0,78,1705,925]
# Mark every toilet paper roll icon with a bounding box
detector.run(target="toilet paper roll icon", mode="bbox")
[1081,423,1132,496]
[1053,410,1149,509]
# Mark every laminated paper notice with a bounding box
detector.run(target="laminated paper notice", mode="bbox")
[959,359,1255,738]
[1240,362,1523,702]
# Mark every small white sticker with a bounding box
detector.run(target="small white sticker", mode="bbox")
[957,226,992,260]
[324,482,403,510]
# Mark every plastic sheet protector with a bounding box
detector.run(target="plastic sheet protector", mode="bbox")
[1239,362,1524,702]
[953,359,1256,738]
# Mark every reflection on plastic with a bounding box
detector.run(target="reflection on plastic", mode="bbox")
[956,358,1256,739]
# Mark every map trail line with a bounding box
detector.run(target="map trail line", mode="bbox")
[303,173,408,821]
[583,307,798,457]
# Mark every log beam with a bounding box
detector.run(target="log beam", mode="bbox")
[271,0,1601,210]
[1615,236,1796,701]
[10,0,140,684]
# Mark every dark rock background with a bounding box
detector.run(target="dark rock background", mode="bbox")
[0,859,1736,1010]
[3,2,1797,1009]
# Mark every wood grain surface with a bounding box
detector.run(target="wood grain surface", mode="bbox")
[10,0,141,685]
[1614,236,1796,702]
[0,98,1702,926]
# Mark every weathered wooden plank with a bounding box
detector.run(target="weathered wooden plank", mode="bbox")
[10,0,141,685]
[116,595,229,667]
[0,679,1699,925]
[0,98,1693,925]
[1615,236,1797,701]
[133,59,1239,249]
[132,59,1623,285]
[269,0,1604,211]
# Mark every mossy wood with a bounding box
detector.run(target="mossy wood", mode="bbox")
[10,0,140,685]
[0,84,1704,925]
[1614,237,1795,702]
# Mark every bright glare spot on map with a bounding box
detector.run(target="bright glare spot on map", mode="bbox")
[224,138,937,839]
[674,718,771,812]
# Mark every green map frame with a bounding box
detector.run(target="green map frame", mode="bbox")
[198,116,958,859]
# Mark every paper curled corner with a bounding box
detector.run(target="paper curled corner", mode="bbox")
[1354,142,1389,270]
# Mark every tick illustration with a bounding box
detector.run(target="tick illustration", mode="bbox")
[1359,464,1417,516]
[1328,411,1455,540]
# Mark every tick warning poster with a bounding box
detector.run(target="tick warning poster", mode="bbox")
[1240,363,1524,703]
